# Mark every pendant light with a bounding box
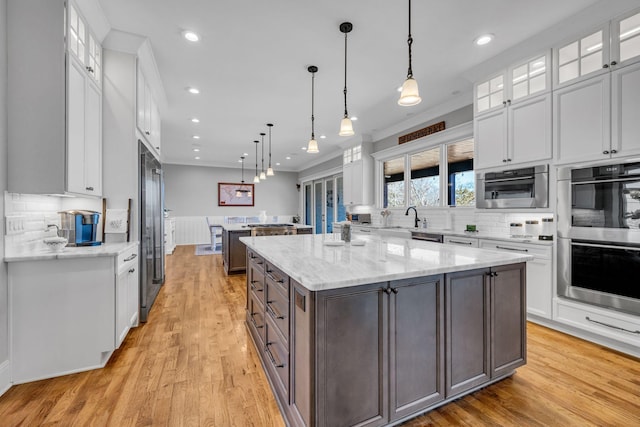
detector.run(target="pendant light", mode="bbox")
[253,140,260,183]
[398,0,422,106]
[307,65,319,153]
[259,132,267,180]
[236,156,251,198]
[339,22,355,137]
[266,123,275,176]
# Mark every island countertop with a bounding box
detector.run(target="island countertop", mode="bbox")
[240,234,532,291]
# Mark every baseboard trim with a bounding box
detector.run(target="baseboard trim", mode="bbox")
[0,360,11,397]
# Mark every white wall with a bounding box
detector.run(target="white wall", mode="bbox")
[0,0,9,394]
[164,163,299,218]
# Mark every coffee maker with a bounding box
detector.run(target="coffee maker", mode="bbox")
[59,210,102,246]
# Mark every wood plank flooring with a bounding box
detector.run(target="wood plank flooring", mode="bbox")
[1,245,639,426]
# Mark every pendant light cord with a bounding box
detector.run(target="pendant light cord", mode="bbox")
[241,157,244,183]
[260,133,265,173]
[407,0,414,78]
[311,70,316,139]
[343,31,349,118]
[254,141,259,177]
[268,125,272,168]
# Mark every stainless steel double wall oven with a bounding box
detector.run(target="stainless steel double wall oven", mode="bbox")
[558,161,640,315]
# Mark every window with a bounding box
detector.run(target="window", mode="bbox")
[379,134,475,209]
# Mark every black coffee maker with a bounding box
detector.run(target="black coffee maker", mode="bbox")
[59,210,102,246]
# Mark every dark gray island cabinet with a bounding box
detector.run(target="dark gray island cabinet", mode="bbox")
[244,243,527,427]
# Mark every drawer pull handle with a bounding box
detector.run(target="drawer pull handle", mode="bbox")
[267,302,286,320]
[585,316,640,334]
[128,268,136,273]
[250,281,263,292]
[250,313,264,329]
[448,240,472,245]
[265,343,285,368]
[495,245,528,252]
[124,254,137,262]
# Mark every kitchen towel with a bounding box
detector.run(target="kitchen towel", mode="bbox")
[105,209,129,234]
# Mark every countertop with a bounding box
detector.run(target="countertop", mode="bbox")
[222,223,312,231]
[240,234,532,291]
[4,242,139,263]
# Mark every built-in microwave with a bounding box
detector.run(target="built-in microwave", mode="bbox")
[476,165,549,209]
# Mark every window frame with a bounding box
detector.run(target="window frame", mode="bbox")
[372,122,474,210]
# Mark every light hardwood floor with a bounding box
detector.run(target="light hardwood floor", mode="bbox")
[0,245,639,426]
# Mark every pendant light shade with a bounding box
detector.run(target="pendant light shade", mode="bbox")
[339,22,355,136]
[259,132,266,180]
[307,65,319,153]
[398,0,422,106]
[266,123,275,176]
[253,140,260,183]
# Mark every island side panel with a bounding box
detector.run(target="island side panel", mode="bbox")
[290,280,314,427]
[315,282,389,427]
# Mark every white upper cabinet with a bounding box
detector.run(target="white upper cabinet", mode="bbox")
[613,8,640,68]
[474,51,552,170]
[7,0,103,196]
[137,63,162,157]
[343,144,372,206]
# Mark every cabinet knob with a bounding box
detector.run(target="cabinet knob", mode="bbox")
[502,101,507,106]
[145,131,150,135]
[85,66,94,73]
[611,149,618,154]
[503,159,507,163]
[507,158,512,162]
[85,186,94,191]
[603,64,609,69]
[610,61,617,66]
[507,99,511,105]
[603,150,610,155]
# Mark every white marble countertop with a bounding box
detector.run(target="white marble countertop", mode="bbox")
[4,242,139,263]
[240,234,532,291]
[222,223,312,231]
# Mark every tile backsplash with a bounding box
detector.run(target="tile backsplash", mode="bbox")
[4,192,102,256]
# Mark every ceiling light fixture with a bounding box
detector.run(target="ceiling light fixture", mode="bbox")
[188,87,200,94]
[182,30,199,42]
[193,148,200,152]
[320,135,326,139]
[266,123,275,176]
[194,156,200,160]
[398,0,421,106]
[191,118,200,123]
[307,65,319,153]
[253,141,260,183]
[192,135,200,139]
[259,133,267,180]
[474,34,494,46]
[339,22,355,136]
[236,156,251,198]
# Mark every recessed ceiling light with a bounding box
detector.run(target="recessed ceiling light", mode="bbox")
[193,148,200,152]
[320,135,326,139]
[192,135,200,139]
[182,30,199,42]
[301,147,307,150]
[194,156,200,160]
[276,162,281,166]
[474,34,494,46]
[286,156,291,160]
[191,118,200,123]
[188,87,200,94]
[243,152,248,156]
[238,159,243,163]
[350,116,358,121]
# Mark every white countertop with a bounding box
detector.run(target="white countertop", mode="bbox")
[4,242,138,263]
[222,223,312,231]
[240,234,532,291]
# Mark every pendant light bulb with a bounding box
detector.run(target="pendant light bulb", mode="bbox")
[307,65,320,153]
[398,0,422,106]
[339,22,355,137]
[266,123,275,176]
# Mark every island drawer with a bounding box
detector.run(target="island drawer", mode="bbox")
[248,249,265,271]
[248,292,266,348]
[249,266,265,301]
[265,316,290,401]
[265,262,289,295]
[265,280,289,342]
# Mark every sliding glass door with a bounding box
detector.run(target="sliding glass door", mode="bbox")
[303,175,346,234]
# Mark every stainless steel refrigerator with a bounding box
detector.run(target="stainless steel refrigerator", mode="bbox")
[139,141,164,322]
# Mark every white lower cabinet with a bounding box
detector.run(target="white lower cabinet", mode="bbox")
[443,236,479,247]
[116,245,140,348]
[479,239,553,320]
[164,218,176,255]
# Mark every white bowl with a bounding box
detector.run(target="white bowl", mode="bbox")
[43,237,68,252]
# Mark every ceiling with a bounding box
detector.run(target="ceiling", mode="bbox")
[98,0,603,172]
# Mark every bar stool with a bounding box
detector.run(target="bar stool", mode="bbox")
[206,217,223,250]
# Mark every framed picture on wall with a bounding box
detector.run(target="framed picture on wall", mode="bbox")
[218,182,255,206]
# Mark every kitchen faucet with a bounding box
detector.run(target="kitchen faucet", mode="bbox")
[405,206,421,228]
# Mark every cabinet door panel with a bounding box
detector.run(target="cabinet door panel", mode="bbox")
[509,93,552,164]
[474,108,507,169]
[554,75,611,164]
[84,80,102,194]
[491,263,526,377]
[317,284,388,427]
[67,59,86,194]
[612,63,640,158]
[389,276,444,422]
[445,269,490,397]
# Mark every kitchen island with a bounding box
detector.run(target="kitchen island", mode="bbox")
[240,234,532,427]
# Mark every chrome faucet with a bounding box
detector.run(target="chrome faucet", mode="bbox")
[405,206,421,228]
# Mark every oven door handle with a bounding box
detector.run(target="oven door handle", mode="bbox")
[572,241,640,251]
[572,177,640,185]
[484,175,534,183]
